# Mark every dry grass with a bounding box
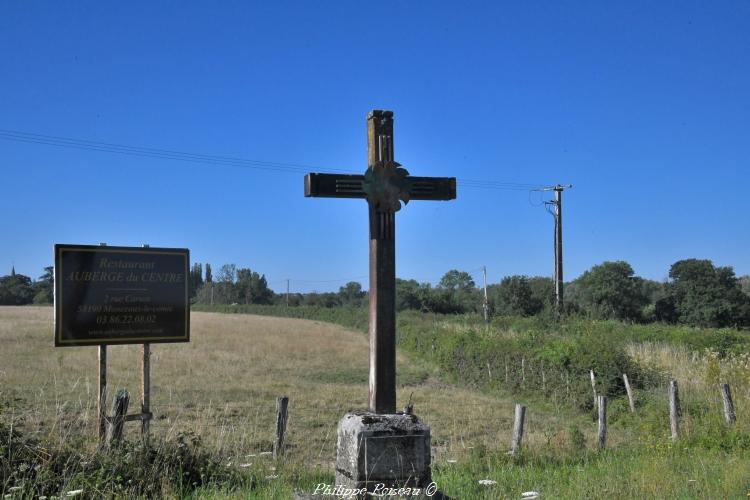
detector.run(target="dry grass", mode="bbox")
[1,306,604,468]
[626,341,750,443]
[627,341,750,402]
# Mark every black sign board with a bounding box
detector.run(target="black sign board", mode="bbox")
[54,244,190,347]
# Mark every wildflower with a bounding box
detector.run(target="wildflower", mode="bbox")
[66,490,84,497]
[478,479,497,486]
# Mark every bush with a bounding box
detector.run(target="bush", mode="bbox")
[0,408,247,498]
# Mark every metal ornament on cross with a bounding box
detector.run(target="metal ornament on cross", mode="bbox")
[304,110,456,414]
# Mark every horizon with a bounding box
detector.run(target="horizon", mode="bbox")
[3,254,746,294]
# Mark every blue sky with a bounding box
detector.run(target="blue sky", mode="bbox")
[1,2,748,293]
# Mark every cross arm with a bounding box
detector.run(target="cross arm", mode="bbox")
[304,173,457,200]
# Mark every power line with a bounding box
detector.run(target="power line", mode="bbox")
[288,276,368,284]
[0,128,346,175]
[0,128,546,191]
[456,178,542,191]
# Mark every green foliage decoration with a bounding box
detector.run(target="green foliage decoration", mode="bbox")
[362,162,411,213]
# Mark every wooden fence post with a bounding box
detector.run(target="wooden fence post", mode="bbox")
[521,358,526,389]
[669,380,679,442]
[623,373,636,413]
[720,383,736,425]
[274,396,289,458]
[510,404,526,456]
[597,395,607,450]
[105,389,130,448]
[590,370,597,409]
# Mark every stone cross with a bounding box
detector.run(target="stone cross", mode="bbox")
[305,110,456,413]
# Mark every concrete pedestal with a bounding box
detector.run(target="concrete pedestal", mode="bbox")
[335,412,432,497]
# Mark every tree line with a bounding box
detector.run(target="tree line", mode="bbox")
[0,267,53,305]
[177,258,750,328]
[2,258,749,328]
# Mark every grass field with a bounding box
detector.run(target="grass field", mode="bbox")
[2,306,750,498]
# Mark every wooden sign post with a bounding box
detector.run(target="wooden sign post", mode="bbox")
[54,243,189,444]
[99,337,107,441]
[305,110,456,413]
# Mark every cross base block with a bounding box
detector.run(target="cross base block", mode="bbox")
[336,412,432,497]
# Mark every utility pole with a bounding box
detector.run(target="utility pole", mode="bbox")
[542,184,572,317]
[482,266,489,323]
[286,279,290,307]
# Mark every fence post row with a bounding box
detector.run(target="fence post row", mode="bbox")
[99,369,742,458]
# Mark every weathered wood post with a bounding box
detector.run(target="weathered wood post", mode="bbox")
[510,403,526,455]
[274,396,289,458]
[105,389,130,447]
[719,383,736,425]
[597,395,607,450]
[98,345,107,443]
[141,343,151,446]
[623,373,636,413]
[669,379,680,442]
[589,369,597,409]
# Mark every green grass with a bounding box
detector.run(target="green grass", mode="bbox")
[434,445,750,499]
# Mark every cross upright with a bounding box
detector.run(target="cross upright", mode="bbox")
[305,110,456,414]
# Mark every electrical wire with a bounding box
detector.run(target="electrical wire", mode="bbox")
[0,128,546,191]
[0,128,348,175]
